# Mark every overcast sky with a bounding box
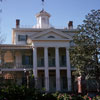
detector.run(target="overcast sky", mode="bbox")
[0,0,100,44]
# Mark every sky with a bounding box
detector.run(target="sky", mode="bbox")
[0,0,100,44]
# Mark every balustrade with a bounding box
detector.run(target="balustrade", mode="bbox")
[0,63,33,69]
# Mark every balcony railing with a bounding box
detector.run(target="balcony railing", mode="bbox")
[0,63,33,69]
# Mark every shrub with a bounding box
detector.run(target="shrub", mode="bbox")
[0,85,100,100]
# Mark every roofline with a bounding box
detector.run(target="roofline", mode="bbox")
[12,28,79,33]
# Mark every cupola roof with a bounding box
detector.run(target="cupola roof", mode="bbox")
[36,9,50,17]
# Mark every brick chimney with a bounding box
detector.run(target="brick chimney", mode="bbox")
[16,19,20,28]
[68,21,73,29]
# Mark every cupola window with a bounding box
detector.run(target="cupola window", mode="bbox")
[42,18,46,23]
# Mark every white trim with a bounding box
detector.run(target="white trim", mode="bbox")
[30,28,72,40]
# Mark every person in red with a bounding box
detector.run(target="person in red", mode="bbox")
[77,76,82,93]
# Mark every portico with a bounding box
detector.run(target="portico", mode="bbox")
[33,46,71,92]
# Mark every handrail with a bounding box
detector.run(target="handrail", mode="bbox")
[0,63,33,69]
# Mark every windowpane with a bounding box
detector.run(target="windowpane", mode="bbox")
[18,35,27,41]
[22,55,32,65]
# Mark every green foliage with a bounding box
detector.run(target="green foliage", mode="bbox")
[0,85,100,100]
[57,94,85,100]
[0,85,57,100]
[70,9,100,83]
[0,85,40,100]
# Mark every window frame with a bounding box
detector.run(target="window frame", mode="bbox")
[18,35,27,41]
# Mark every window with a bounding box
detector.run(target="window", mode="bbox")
[41,78,44,87]
[48,36,55,38]
[42,18,46,23]
[60,55,66,66]
[62,77,67,89]
[0,56,1,64]
[18,35,27,41]
[22,55,32,65]
[0,59,1,64]
[41,58,44,66]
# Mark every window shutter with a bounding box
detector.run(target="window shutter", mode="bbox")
[22,55,25,65]
[18,35,20,41]
[26,35,28,41]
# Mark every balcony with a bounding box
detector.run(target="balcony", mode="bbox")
[0,63,33,70]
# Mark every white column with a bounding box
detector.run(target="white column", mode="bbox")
[66,48,72,91]
[33,47,38,87]
[56,47,60,91]
[44,47,49,91]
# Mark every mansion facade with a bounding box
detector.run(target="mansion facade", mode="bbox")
[0,9,78,92]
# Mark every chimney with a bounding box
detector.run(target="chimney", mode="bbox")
[68,21,73,29]
[16,19,20,28]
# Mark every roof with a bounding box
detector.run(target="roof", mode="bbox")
[36,9,51,17]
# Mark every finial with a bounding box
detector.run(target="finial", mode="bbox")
[42,0,44,10]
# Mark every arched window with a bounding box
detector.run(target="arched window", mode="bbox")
[48,36,55,38]
[4,51,14,63]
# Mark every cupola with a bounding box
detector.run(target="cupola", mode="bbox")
[36,9,51,28]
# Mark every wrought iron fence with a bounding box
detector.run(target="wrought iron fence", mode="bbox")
[0,63,33,69]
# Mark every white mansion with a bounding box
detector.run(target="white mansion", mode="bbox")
[0,9,78,92]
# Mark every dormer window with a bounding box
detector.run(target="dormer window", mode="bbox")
[18,35,27,41]
[48,36,55,38]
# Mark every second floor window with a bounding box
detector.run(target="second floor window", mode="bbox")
[18,35,27,41]
[22,55,33,65]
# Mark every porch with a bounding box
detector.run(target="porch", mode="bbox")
[0,48,33,70]
[36,70,68,92]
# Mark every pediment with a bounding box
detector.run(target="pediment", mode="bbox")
[30,28,72,41]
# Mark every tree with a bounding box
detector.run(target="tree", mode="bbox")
[70,9,100,91]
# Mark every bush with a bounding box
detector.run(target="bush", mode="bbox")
[0,85,40,100]
[0,85,100,100]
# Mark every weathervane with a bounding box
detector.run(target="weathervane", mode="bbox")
[42,0,44,10]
